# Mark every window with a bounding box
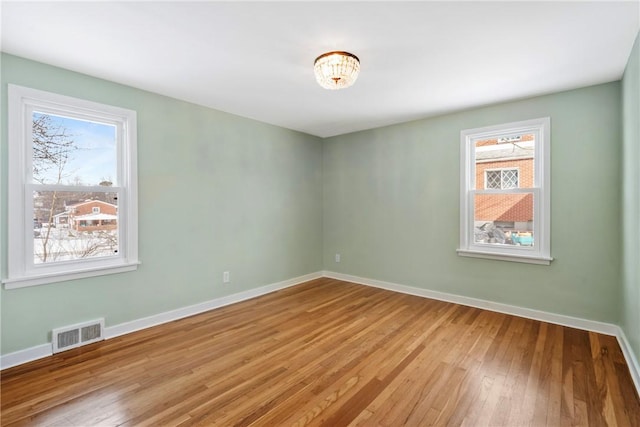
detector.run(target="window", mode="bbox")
[458,117,551,264]
[485,168,519,189]
[4,85,139,288]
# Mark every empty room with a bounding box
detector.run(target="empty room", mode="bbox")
[1,1,640,426]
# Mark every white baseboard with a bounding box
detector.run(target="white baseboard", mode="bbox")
[0,344,52,370]
[104,271,323,339]
[616,327,640,395]
[3,268,638,398]
[322,270,640,396]
[322,271,618,334]
[0,271,323,370]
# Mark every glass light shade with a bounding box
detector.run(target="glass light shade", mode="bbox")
[313,51,360,90]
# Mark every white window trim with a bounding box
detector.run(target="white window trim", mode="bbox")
[4,84,140,289]
[458,117,552,265]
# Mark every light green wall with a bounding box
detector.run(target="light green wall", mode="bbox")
[1,54,324,354]
[0,51,633,360]
[323,82,622,323]
[622,32,640,362]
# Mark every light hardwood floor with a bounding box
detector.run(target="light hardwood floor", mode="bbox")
[2,278,639,426]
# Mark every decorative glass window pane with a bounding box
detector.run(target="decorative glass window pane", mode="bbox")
[502,169,518,189]
[484,169,519,189]
[485,170,501,189]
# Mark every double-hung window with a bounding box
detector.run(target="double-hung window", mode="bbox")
[5,85,139,288]
[458,117,551,264]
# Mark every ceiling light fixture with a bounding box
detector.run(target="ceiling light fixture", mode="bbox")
[313,51,360,90]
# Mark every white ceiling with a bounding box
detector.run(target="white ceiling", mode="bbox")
[2,1,639,138]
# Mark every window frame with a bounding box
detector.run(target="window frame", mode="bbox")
[458,117,552,265]
[4,84,139,289]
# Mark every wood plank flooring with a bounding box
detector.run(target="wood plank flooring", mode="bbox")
[2,278,639,426]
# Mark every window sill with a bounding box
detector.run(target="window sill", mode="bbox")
[457,249,552,265]
[2,261,141,289]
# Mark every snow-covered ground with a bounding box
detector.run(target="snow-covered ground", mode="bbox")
[33,228,118,263]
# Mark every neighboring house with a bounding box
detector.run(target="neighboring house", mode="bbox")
[54,200,117,232]
[52,211,69,228]
[474,134,534,233]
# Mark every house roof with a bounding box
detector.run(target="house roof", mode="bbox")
[2,2,638,138]
[73,213,117,221]
[475,143,535,162]
[66,200,117,209]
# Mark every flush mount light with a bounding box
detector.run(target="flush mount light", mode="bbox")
[313,51,360,90]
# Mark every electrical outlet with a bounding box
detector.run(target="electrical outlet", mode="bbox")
[223,271,230,283]
[335,253,341,263]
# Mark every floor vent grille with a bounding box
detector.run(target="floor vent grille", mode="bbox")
[52,319,105,353]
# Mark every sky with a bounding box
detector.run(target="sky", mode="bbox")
[33,112,117,186]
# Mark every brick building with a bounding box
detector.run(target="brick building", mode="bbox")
[53,200,117,232]
[474,134,534,238]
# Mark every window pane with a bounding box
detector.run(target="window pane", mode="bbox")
[474,133,535,190]
[501,169,518,189]
[485,170,501,189]
[33,190,119,264]
[32,112,117,186]
[474,193,534,246]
